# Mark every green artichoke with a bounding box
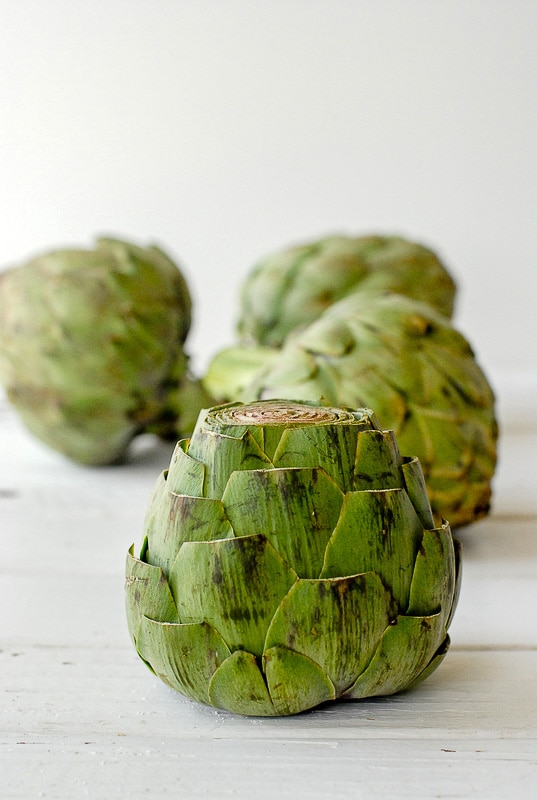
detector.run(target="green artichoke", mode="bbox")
[238,234,457,347]
[0,236,212,465]
[126,399,461,717]
[204,293,498,528]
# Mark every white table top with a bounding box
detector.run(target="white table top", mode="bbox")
[2,398,536,799]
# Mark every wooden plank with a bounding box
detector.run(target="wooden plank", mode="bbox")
[2,648,536,798]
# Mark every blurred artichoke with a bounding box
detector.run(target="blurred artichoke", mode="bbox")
[126,400,461,717]
[238,234,457,347]
[0,236,213,464]
[205,293,497,528]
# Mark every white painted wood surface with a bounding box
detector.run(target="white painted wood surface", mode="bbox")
[2,398,536,799]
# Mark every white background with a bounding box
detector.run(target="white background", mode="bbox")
[1,1,535,406]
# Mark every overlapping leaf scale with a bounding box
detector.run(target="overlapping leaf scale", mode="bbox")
[125,545,178,647]
[169,534,297,657]
[208,645,337,717]
[187,428,274,499]
[321,488,424,610]
[343,613,448,699]
[165,439,205,496]
[208,650,277,716]
[336,518,459,700]
[222,467,343,578]
[407,521,456,618]
[401,457,435,529]
[353,429,403,490]
[446,538,462,630]
[143,469,232,574]
[273,423,366,494]
[263,648,337,715]
[136,618,232,705]
[403,635,451,693]
[264,572,396,695]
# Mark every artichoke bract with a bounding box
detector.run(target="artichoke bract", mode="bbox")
[0,237,211,464]
[238,234,457,347]
[126,400,461,718]
[205,293,498,529]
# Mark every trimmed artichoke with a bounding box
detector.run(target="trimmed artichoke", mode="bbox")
[204,293,498,528]
[238,234,457,347]
[0,237,213,465]
[126,399,461,717]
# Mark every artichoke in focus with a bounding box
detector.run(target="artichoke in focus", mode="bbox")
[238,234,457,347]
[126,399,461,717]
[205,293,498,528]
[0,237,213,465]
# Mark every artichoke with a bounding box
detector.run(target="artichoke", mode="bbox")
[238,234,457,347]
[204,293,498,528]
[0,236,213,465]
[126,399,461,717]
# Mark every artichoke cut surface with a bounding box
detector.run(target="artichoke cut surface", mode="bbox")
[126,400,461,717]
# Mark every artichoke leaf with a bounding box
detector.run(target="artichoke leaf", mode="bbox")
[264,573,395,694]
[165,440,205,496]
[273,423,361,494]
[321,488,423,609]
[125,545,178,646]
[222,467,343,578]
[264,646,336,716]
[426,339,495,408]
[137,617,231,706]
[401,456,435,529]
[208,650,276,716]
[143,469,169,538]
[406,522,456,618]
[170,534,297,656]
[353,428,403,490]
[404,635,451,693]
[147,492,233,574]
[344,613,446,699]
[187,429,274,499]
